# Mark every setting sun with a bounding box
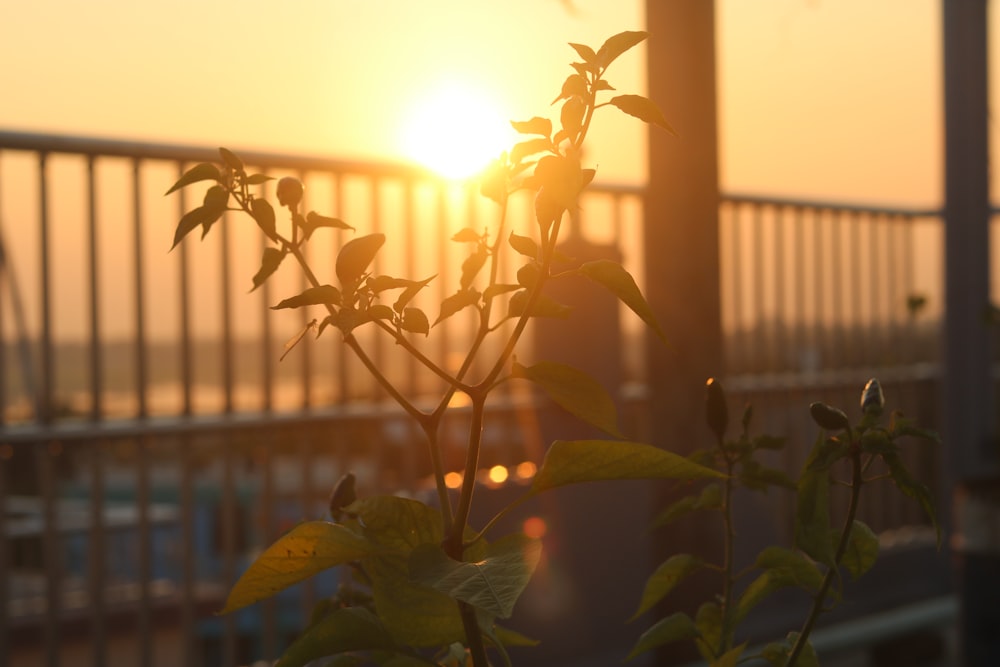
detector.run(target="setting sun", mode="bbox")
[400,79,518,179]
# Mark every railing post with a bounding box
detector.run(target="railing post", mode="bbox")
[644,2,723,663]
[943,1,1000,665]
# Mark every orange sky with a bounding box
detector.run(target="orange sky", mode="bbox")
[0,0,955,207]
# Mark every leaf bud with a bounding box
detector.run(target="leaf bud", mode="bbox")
[276,176,304,210]
[705,378,728,443]
[328,472,356,521]
[534,187,563,235]
[809,402,849,431]
[861,378,885,416]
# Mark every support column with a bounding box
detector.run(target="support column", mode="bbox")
[942,1,1000,665]
[644,2,723,663]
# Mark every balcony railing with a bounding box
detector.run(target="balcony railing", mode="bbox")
[0,131,952,666]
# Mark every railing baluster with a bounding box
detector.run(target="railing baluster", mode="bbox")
[260,170,274,413]
[39,153,53,425]
[87,156,103,422]
[180,434,197,667]
[221,212,234,415]
[177,164,194,417]
[0,444,10,667]
[133,159,148,418]
[89,440,108,666]
[40,442,60,667]
[136,436,152,666]
[259,437,276,661]
[221,440,237,667]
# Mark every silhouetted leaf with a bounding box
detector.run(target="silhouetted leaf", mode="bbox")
[245,173,273,185]
[221,521,374,614]
[400,307,429,335]
[506,290,570,320]
[336,233,385,287]
[272,285,342,310]
[579,259,667,343]
[595,30,648,69]
[560,97,586,136]
[516,263,540,288]
[452,227,482,243]
[483,283,520,301]
[304,211,353,240]
[250,247,285,292]
[511,138,553,164]
[410,533,542,619]
[275,607,395,667]
[461,246,489,289]
[509,232,539,259]
[435,289,480,326]
[165,162,222,195]
[512,361,623,438]
[393,275,436,312]
[250,198,277,241]
[608,94,676,134]
[172,205,222,249]
[626,612,698,661]
[632,554,704,620]
[531,440,724,494]
[568,42,597,64]
[510,116,552,138]
[551,73,589,105]
[218,147,244,172]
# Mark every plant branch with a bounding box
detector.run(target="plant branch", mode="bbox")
[786,448,863,665]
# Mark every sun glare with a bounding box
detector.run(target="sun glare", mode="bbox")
[401,80,516,180]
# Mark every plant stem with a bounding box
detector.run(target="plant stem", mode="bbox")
[719,456,737,655]
[785,449,863,666]
[458,600,490,667]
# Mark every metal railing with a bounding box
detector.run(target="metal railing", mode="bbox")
[0,130,951,666]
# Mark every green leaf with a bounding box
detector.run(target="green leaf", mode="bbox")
[632,554,704,620]
[400,307,429,335]
[336,233,385,287]
[272,285,342,310]
[531,440,724,494]
[165,162,222,195]
[595,30,648,69]
[735,547,824,622]
[650,482,723,528]
[739,463,797,492]
[578,260,667,344]
[626,612,698,661]
[710,643,747,667]
[275,607,395,667]
[509,232,539,259]
[510,116,553,137]
[881,450,940,546]
[344,498,483,648]
[608,94,676,134]
[251,247,286,292]
[435,289,480,326]
[492,625,540,647]
[512,360,623,438]
[250,197,277,241]
[838,520,879,579]
[409,533,542,619]
[221,521,374,614]
[795,463,835,568]
[805,436,850,472]
[694,602,722,660]
[761,632,819,667]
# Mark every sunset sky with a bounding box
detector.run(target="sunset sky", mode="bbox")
[0,0,957,207]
